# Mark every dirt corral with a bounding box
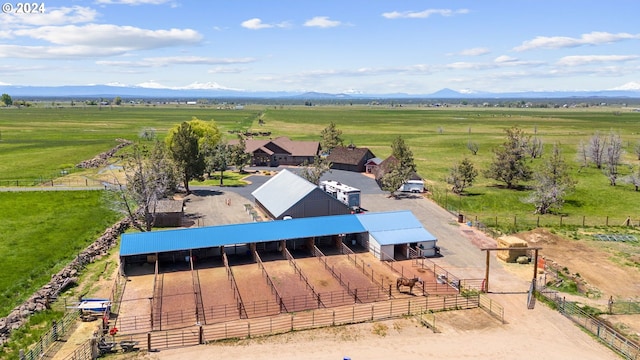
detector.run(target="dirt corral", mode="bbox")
[512,228,640,340]
[513,228,640,300]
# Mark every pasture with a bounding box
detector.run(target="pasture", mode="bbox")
[1,103,639,316]
[1,103,640,222]
[0,191,120,316]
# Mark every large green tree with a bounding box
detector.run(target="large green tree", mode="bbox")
[484,126,531,188]
[166,121,205,193]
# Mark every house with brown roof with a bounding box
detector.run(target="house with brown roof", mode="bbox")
[236,136,320,167]
[326,144,376,172]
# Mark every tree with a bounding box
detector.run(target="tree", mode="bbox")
[446,158,477,194]
[230,135,252,173]
[320,122,343,153]
[466,140,479,155]
[603,131,623,186]
[526,143,575,214]
[622,166,640,191]
[115,142,178,231]
[391,136,416,173]
[166,121,205,193]
[114,96,122,106]
[526,136,544,159]
[484,126,532,188]
[380,162,411,198]
[587,131,605,169]
[208,141,231,186]
[1,93,12,106]
[299,155,332,184]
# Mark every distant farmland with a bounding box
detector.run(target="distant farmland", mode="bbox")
[1,103,639,224]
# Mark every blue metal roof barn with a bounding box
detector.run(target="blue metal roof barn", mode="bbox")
[120,212,366,256]
[119,210,438,261]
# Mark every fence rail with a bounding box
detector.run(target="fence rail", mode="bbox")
[541,291,640,359]
[21,310,79,360]
[464,213,640,233]
[113,294,480,353]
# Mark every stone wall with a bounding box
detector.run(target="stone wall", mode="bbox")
[0,218,130,346]
[75,139,132,169]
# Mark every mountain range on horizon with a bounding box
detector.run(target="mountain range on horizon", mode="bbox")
[2,84,640,100]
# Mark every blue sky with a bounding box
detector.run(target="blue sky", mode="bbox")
[0,0,639,94]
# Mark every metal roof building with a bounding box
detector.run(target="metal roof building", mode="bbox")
[251,169,351,220]
[119,210,438,268]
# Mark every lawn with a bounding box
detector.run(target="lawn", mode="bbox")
[0,190,120,316]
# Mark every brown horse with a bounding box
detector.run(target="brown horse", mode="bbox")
[396,276,421,293]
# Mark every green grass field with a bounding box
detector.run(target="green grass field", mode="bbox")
[1,103,640,316]
[0,190,120,316]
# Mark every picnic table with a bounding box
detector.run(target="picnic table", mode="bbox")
[120,340,139,352]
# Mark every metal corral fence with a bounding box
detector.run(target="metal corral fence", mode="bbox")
[20,310,79,360]
[113,294,481,352]
[478,294,505,323]
[544,292,640,359]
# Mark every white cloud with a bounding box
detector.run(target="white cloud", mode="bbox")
[514,31,640,51]
[97,56,255,67]
[208,67,245,74]
[494,55,519,63]
[458,47,490,56]
[556,55,639,66]
[15,24,201,47]
[1,6,97,27]
[95,0,173,5]
[304,16,341,28]
[382,9,469,19]
[241,18,290,30]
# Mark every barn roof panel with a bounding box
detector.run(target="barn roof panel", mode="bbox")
[251,169,317,218]
[120,213,365,256]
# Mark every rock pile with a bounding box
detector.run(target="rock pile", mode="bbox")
[75,139,132,169]
[0,218,130,346]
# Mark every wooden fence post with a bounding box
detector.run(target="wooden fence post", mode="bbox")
[147,332,151,352]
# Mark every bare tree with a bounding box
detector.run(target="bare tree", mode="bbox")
[576,140,589,170]
[114,142,177,231]
[623,166,640,191]
[466,140,479,155]
[603,131,623,186]
[587,131,605,169]
[633,140,640,161]
[526,136,544,159]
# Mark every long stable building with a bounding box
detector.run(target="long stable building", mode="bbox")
[119,210,438,274]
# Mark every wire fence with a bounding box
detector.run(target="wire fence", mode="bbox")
[461,213,640,234]
[0,178,106,188]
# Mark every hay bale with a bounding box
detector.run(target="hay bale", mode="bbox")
[497,236,528,263]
